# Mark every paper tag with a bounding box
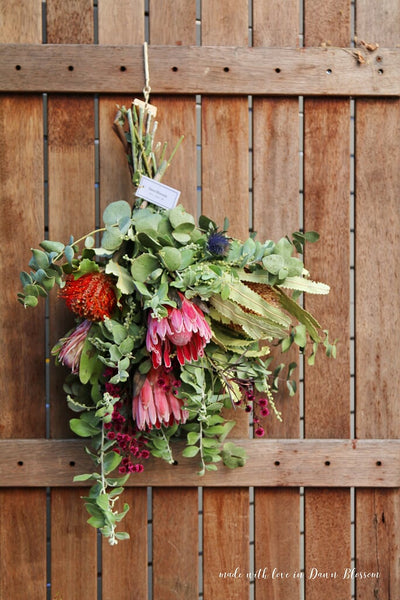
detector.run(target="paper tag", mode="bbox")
[136,176,181,209]
[133,98,157,118]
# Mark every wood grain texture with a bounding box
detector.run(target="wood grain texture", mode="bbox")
[355,5,400,597]
[304,0,350,47]
[152,489,198,599]
[51,488,97,598]
[97,6,148,599]
[356,489,400,599]
[304,3,351,598]
[0,1,42,44]
[355,99,400,438]
[304,489,351,598]
[47,0,95,437]
[254,489,300,598]
[46,3,97,599]
[252,0,300,438]
[2,438,399,487]
[253,0,300,48]
[149,8,200,599]
[0,95,45,439]
[0,4,46,598]
[202,10,250,593]
[102,488,148,600]
[303,98,350,438]
[98,0,144,216]
[252,4,301,597]
[1,44,398,95]
[0,490,46,599]
[203,488,249,599]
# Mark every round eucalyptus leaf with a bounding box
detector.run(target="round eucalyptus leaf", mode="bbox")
[102,200,131,226]
[158,246,182,271]
[131,254,160,283]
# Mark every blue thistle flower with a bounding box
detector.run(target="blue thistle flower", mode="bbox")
[206,230,230,256]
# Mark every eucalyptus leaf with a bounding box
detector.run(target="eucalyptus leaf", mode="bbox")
[103,200,132,225]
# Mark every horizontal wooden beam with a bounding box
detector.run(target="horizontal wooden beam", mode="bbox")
[0,44,398,96]
[0,439,399,487]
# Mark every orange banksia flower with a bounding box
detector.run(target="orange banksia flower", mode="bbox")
[59,272,117,321]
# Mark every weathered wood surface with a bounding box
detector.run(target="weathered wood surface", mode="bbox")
[355,2,400,598]
[253,2,301,597]
[149,6,200,600]
[1,439,399,487]
[303,1,352,598]
[1,44,398,95]
[0,2,46,599]
[46,3,98,599]
[201,4,250,597]
[96,5,149,600]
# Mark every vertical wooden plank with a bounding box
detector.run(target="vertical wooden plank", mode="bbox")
[201,3,250,599]
[98,0,144,215]
[0,2,46,598]
[51,488,97,597]
[103,488,148,600]
[203,488,249,599]
[303,2,351,599]
[97,4,149,598]
[253,3,301,599]
[152,489,198,599]
[149,0,197,217]
[148,4,199,599]
[355,4,400,596]
[46,2,97,597]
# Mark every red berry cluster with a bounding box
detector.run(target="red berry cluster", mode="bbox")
[104,403,150,474]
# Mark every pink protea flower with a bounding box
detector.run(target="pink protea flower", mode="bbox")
[146,293,212,368]
[53,319,92,374]
[132,368,189,431]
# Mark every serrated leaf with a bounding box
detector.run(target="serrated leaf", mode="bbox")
[279,275,330,295]
[275,288,321,343]
[210,296,286,340]
[226,281,291,327]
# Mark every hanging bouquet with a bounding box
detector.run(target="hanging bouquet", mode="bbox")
[18,100,335,544]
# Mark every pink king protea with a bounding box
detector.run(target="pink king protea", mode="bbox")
[53,319,92,374]
[132,368,189,430]
[146,293,212,368]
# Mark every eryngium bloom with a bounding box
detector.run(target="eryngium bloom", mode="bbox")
[146,293,212,368]
[206,230,230,256]
[132,368,188,430]
[59,272,117,321]
[53,319,92,374]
